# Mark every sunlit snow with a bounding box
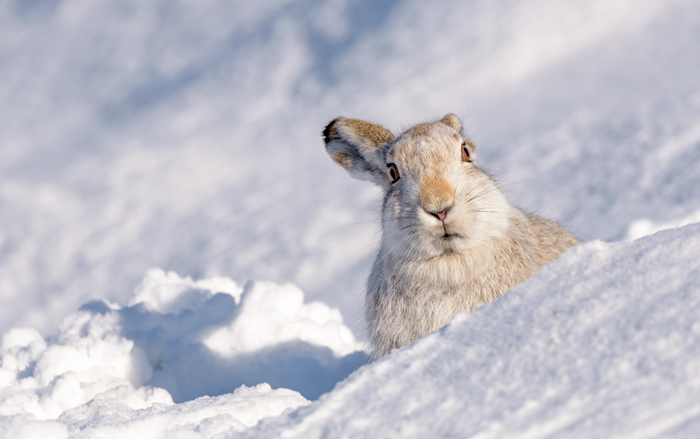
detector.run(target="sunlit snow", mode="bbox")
[1,0,699,437]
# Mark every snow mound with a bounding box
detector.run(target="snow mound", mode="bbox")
[246,222,700,438]
[62,383,307,439]
[0,270,365,437]
[627,207,700,241]
[2,383,307,439]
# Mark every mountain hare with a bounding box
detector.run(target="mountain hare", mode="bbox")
[323,114,579,358]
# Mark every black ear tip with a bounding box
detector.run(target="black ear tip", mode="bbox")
[323,117,343,144]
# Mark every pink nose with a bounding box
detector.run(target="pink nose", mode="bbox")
[426,205,452,221]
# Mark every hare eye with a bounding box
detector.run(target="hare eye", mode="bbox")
[387,163,400,183]
[461,142,471,162]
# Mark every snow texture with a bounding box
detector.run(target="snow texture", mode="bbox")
[2,383,308,439]
[245,223,700,438]
[0,271,363,437]
[1,0,699,437]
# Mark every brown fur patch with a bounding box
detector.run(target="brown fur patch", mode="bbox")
[344,119,394,149]
[420,173,455,213]
[324,117,393,149]
[332,152,355,169]
[408,124,431,138]
[391,139,422,164]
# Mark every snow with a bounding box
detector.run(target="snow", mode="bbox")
[0,270,362,437]
[1,0,699,437]
[2,383,308,439]
[627,207,700,241]
[6,225,697,437]
[246,223,700,438]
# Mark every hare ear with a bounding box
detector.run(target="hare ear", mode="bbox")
[440,113,463,134]
[323,117,395,187]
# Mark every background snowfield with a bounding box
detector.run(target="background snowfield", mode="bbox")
[1,0,699,437]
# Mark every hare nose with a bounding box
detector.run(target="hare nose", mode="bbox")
[428,206,451,221]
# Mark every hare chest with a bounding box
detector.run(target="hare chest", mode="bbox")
[365,251,498,357]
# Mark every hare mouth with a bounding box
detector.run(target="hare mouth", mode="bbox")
[439,222,459,239]
[440,232,459,239]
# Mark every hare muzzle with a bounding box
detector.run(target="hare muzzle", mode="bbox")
[420,172,455,220]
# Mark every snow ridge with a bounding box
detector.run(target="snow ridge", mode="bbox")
[245,223,700,438]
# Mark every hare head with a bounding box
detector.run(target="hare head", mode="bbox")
[324,114,579,357]
[324,114,511,262]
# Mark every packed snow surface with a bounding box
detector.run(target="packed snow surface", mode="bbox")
[1,0,699,437]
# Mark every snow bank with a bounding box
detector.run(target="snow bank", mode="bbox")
[1,383,307,439]
[4,219,697,438]
[11,225,699,439]
[0,270,365,437]
[246,223,700,438]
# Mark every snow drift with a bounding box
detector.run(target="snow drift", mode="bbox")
[0,270,365,437]
[2,222,698,438]
[246,223,700,438]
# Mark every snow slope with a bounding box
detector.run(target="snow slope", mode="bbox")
[244,223,700,438]
[1,0,699,437]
